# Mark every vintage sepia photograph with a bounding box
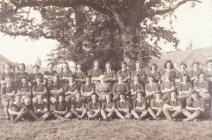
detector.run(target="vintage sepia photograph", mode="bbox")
[0,0,212,140]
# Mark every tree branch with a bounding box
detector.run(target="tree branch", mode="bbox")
[10,0,112,16]
[146,0,201,17]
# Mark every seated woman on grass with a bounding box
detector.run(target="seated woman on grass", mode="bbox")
[33,95,51,121]
[8,95,22,123]
[13,97,40,123]
[70,93,87,119]
[131,92,148,120]
[178,74,193,108]
[193,72,210,101]
[115,94,132,119]
[130,75,144,100]
[148,93,163,120]
[32,77,48,104]
[1,78,17,120]
[52,93,70,120]
[160,73,175,102]
[163,92,182,121]
[101,94,116,121]
[182,92,205,122]
[86,93,101,120]
[17,77,31,103]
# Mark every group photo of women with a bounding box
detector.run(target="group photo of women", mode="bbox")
[1,59,212,123]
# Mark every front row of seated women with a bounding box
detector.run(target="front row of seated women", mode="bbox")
[2,70,210,123]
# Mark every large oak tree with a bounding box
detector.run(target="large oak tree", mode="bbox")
[0,0,200,69]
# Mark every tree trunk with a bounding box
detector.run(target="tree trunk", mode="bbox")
[121,26,136,68]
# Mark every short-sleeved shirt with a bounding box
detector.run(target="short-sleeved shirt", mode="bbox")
[74,71,86,80]
[194,81,209,90]
[189,68,204,78]
[145,83,160,93]
[86,101,101,110]
[32,84,46,92]
[104,70,116,81]
[133,99,146,109]
[34,102,48,111]
[15,72,29,82]
[176,71,189,81]
[0,72,15,81]
[116,100,131,110]
[165,98,181,106]
[80,83,95,93]
[101,102,115,110]
[147,71,161,83]
[205,70,212,91]
[131,69,146,83]
[18,84,31,93]
[2,86,17,95]
[64,83,79,93]
[163,70,176,82]
[130,83,144,93]
[96,82,112,95]
[117,70,131,79]
[88,69,103,77]
[29,72,44,83]
[9,103,21,112]
[71,99,85,109]
[44,70,58,77]
[21,103,33,110]
[150,98,163,108]
[49,83,61,91]
[112,83,130,95]
[160,82,174,91]
[59,71,73,85]
[59,71,73,78]
[178,82,192,91]
[192,100,205,111]
[54,101,67,111]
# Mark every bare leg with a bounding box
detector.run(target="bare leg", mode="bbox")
[148,108,156,119]
[53,113,66,120]
[42,112,50,121]
[107,111,114,118]
[182,109,192,118]
[115,109,125,119]
[140,110,148,119]
[28,110,40,121]
[3,106,10,119]
[156,107,163,117]
[163,106,172,120]
[65,112,72,119]
[101,109,107,120]
[14,110,27,122]
[172,110,181,118]
[131,110,140,119]
[183,110,202,121]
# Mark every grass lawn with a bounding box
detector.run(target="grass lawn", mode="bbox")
[0,119,212,140]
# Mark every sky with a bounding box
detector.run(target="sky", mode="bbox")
[0,0,212,65]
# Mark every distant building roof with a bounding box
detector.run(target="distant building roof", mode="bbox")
[0,54,13,65]
[151,46,212,69]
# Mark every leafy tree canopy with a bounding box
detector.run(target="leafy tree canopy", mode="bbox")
[0,0,201,69]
